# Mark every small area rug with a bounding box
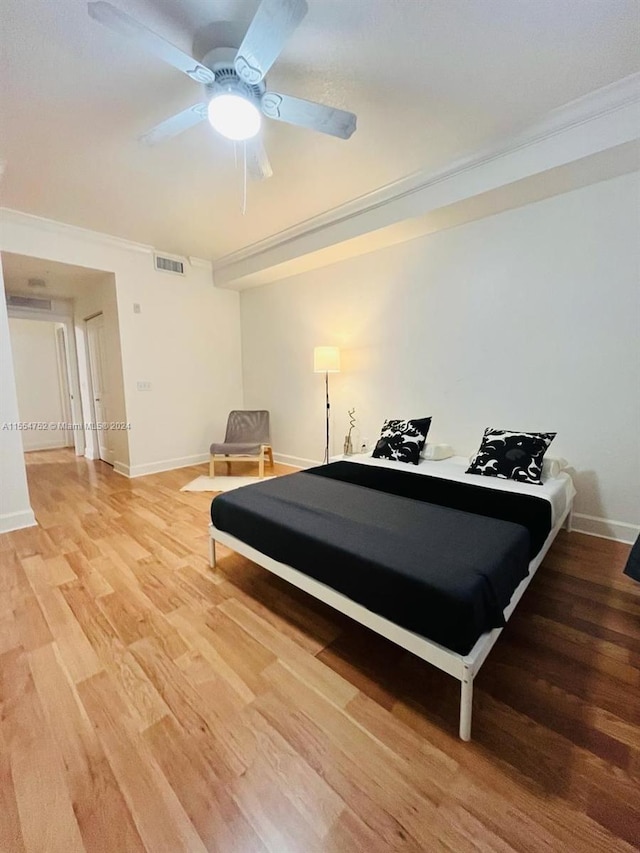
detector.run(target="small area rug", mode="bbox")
[181,475,274,493]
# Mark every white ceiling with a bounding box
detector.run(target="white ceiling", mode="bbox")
[1,0,638,261]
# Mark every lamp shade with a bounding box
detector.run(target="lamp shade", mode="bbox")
[313,346,341,373]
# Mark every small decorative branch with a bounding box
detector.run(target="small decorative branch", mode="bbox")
[344,408,357,455]
[347,408,356,440]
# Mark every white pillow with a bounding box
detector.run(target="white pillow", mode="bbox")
[465,454,568,478]
[421,443,454,461]
[542,456,569,479]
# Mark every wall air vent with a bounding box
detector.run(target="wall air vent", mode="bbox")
[154,254,185,275]
[7,294,53,310]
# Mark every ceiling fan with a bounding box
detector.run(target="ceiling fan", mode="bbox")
[87,0,357,180]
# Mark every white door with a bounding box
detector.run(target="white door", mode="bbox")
[86,314,110,463]
[55,326,73,447]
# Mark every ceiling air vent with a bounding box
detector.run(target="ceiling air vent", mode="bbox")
[154,254,185,275]
[7,294,53,310]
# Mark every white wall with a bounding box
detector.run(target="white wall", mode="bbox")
[0,261,35,532]
[8,318,70,451]
[119,261,243,476]
[241,172,640,542]
[0,211,244,477]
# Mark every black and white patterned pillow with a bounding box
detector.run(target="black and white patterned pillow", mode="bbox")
[372,418,432,465]
[466,428,556,485]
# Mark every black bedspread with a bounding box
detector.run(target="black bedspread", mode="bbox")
[309,462,552,558]
[210,464,546,654]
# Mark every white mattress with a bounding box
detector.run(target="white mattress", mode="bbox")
[341,453,576,528]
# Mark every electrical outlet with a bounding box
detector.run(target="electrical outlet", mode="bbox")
[133,303,141,314]
[360,437,369,453]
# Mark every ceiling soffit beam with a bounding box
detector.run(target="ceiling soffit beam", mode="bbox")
[221,142,639,290]
[213,73,640,290]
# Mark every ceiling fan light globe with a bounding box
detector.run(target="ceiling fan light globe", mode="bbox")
[207,94,261,141]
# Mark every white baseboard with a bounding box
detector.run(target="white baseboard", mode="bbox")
[572,513,638,545]
[0,508,37,534]
[23,441,71,453]
[113,453,210,479]
[114,452,316,478]
[273,452,319,469]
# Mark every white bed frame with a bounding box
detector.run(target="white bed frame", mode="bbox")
[208,502,573,741]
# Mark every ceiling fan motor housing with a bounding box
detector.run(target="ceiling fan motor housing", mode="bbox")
[205,62,265,106]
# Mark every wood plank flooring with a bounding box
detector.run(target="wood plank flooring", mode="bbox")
[1,448,638,852]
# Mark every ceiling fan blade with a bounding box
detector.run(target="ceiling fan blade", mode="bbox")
[235,0,308,85]
[139,104,208,146]
[87,2,214,84]
[245,137,273,181]
[261,92,356,139]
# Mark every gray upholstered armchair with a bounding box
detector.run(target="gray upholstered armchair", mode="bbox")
[209,410,273,478]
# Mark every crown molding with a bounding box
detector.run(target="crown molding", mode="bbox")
[0,208,215,275]
[214,73,640,281]
[0,207,154,255]
[229,141,640,288]
[188,256,213,271]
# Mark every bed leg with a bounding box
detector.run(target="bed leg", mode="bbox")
[209,536,216,569]
[460,674,473,741]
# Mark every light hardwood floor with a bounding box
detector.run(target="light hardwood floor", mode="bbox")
[1,448,638,852]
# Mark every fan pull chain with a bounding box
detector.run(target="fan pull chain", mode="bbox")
[242,140,247,216]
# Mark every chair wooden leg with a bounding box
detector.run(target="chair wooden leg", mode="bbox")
[226,458,231,475]
[267,446,274,467]
[259,454,265,478]
[209,456,215,478]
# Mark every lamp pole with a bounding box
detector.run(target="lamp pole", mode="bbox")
[313,346,340,466]
[324,370,330,464]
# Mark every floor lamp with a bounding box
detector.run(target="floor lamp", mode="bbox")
[313,346,341,464]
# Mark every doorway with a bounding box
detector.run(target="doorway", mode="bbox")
[55,326,74,442]
[2,251,128,472]
[7,318,75,453]
[85,313,111,464]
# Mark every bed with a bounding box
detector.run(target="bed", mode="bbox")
[208,453,575,740]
